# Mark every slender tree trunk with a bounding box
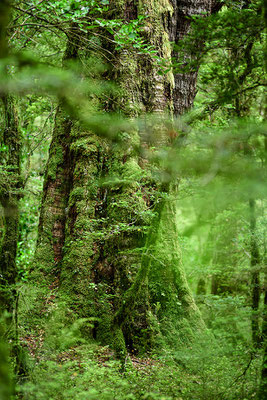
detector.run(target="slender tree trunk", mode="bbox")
[0,0,19,317]
[259,253,267,399]
[197,277,206,296]
[0,96,21,315]
[0,93,20,397]
[258,73,267,397]
[0,0,27,387]
[249,199,261,347]
[258,166,267,398]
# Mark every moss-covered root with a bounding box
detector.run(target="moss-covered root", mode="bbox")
[113,197,164,350]
[148,192,205,345]
[112,325,127,363]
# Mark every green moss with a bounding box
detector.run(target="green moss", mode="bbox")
[148,190,204,346]
[70,135,99,155]
[31,0,202,358]
[122,159,142,181]
[112,325,127,360]
[69,187,85,206]
[46,147,64,181]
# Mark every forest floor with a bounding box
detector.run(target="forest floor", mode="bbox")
[17,335,260,400]
[18,340,194,400]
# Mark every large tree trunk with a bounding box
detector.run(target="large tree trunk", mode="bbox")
[33,0,217,354]
[33,30,80,281]
[169,0,212,115]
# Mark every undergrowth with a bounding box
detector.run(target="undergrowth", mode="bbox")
[15,293,261,400]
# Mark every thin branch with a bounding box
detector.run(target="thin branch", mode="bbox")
[11,5,68,36]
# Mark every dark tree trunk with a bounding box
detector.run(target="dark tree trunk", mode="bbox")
[259,281,267,399]
[0,95,21,314]
[249,199,261,346]
[0,0,28,384]
[0,93,23,382]
[197,277,206,296]
[258,79,267,397]
[0,0,19,318]
[34,107,72,278]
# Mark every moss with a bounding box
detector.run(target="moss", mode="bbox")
[139,0,173,14]
[32,0,203,357]
[148,189,204,346]
[46,147,64,181]
[112,325,127,360]
[111,184,204,352]
[68,187,85,206]
[70,134,99,155]
[0,95,21,316]
[107,0,175,117]
[122,158,142,181]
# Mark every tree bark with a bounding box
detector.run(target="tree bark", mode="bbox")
[33,27,80,281]
[249,199,261,346]
[32,0,218,354]
[0,95,21,315]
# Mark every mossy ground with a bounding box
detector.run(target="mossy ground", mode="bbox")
[16,267,262,400]
[16,303,261,400]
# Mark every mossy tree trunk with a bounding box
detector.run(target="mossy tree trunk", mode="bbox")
[0,93,23,383]
[259,100,267,398]
[33,0,218,354]
[249,199,261,347]
[259,274,267,399]
[34,30,80,282]
[0,5,20,336]
[0,95,21,316]
[0,0,19,319]
[0,0,27,386]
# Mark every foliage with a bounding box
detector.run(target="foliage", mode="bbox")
[14,305,261,400]
[174,0,266,117]
[0,0,266,399]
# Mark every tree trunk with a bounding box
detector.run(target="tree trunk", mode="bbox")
[0,95,21,315]
[33,28,80,282]
[32,0,217,354]
[169,0,211,114]
[258,75,267,397]
[259,273,267,399]
[249,199,261,347]
[197,277,206,296]
[0,94,24,381]
[0,0,28,383]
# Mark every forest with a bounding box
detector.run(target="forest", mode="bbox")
[0,0,266,399]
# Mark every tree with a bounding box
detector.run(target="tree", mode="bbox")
[1,1,266,399]
[29,0,219,356]
[0,0,20,317]
[0,95,21,316]
[0,0,25,390]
